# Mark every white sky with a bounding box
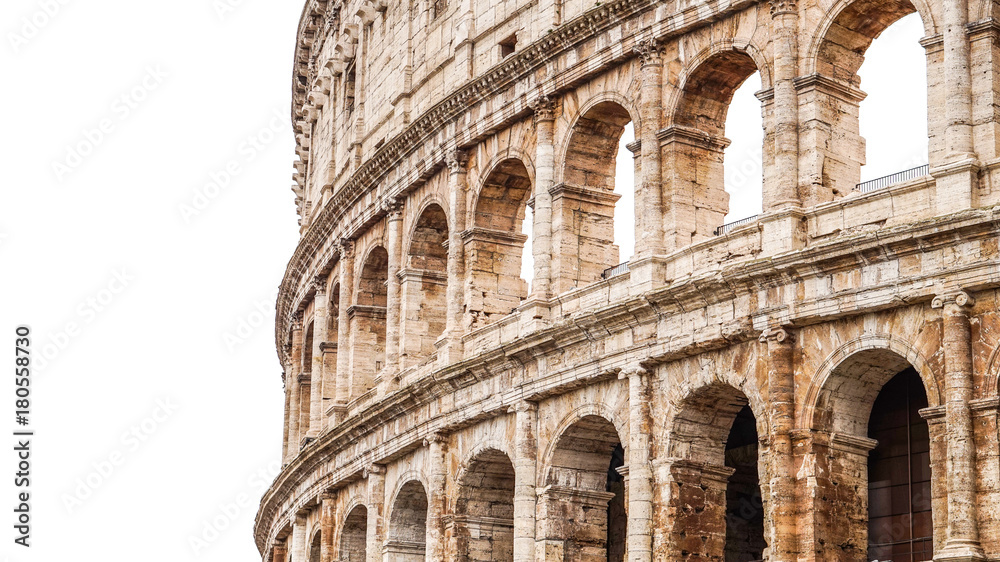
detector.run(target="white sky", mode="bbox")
[0,3,925,560]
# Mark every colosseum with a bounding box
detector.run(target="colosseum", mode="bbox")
[255,0,1000,560]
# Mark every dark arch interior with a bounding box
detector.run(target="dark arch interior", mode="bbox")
[474,159,531,232]
[455,449,516,562]
[724,405,765,562]
[407,205,448,271]
[818,0,918,83]
[564,101,632,190]
[675,50,759,136]
[339,505,368,562]
[388,480,428,551]
[357,247,389,307]
[308,530,321,562]
[867,368,932,562]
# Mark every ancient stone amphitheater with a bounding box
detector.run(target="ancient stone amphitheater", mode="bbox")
[255,0,1000,560]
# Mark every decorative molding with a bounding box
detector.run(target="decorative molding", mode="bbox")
[632,37,664,66]
[768,0,797,16]
[759,327,795,345]
[445,149,469,173]
[529,95,557,123]
[931,291,975,309]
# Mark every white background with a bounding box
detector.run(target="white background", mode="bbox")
[0,2,925,560]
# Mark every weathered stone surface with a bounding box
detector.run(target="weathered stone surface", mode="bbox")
[258,1,1000,561]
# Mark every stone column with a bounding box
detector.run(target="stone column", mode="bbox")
[336,240,355,409]
[760,327,797,561]
[291,513,308,562]
[633,39,665,256]
[932,291,985,561]
[443,149,469,359]
[529,96,556,300]
[320,493,336,562]
[620,367,653,562]
[511,401,537,562]
[767,0,800,210]
[425,433,448,561]
[383,198,404,385]
[365,464,386,562]
[272,540,287,562]
[308,276,328,438]
[281,365,292,464]
[287,315,304,458]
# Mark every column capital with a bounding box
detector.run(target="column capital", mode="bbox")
[423,432,448,447]
[633,38,664,66]
[381,197,404,219]
[311,275,327,295]
[768,0,797,16]
[445,149,469,174]
[529,95,557,123]
[618,364,649,380]
[932,291,975,309]
[291,311,304,331]
[508,400,537,413]
[337,238,355,259]
[363,463,385,478]
[759,327,796,344]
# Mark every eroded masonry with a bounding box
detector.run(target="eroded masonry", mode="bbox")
[255,0,1000,560]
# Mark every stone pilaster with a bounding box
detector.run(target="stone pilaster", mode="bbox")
[767,0,799,210]
[287,314,304,457]
[511,401,537,562]
[932,291,986,561]
[272,540,287,562]
[308,276,328,438]
[443,149,469,360]
[426,433,448,561]
[290,513,307,562]
[633,39,665,256]
[281,365,292,464]
[335,240,355,409]
[760,327,797,561]
[383,198,404,387]
[365,464,386,562]
[320,493,335,562]
[620,366,653,562]
[530,96,556,300]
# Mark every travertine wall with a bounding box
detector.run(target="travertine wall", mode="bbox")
[259,0,1000,561]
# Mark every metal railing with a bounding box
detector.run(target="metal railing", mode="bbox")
[714,214,759,236]
[855,164,929,194]
[601,261,630,280]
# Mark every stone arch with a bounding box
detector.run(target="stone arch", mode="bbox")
[464,157,532,330]
[661,381,766,561]
[308,526,322,562]
[799,336,942,560]
[386,479,429,561]
[338,504,367,562]
[552,95,638,291]
[979,341,1000,399]
[800,333,942,433]
[539,408,626,562]
[453,448,516,562]
[801,0,935,202]
[663,45,765,244]
[399,202,449,366]
[350,245,388,398]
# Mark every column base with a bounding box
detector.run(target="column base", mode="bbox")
[934,543,987,562]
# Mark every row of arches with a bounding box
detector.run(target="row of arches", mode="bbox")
[291,347,938,562]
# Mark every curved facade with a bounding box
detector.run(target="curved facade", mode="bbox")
[256,1,1000,561]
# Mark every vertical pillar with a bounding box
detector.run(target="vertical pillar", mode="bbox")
[365,464,386,562]
[529,96,556,300]
[425,434,448,561]
[291,513,308,562]
[621,367,653,562]
[935,0,978,214]
[320,493,336,562]
[308,276,328,438]
[383,198,404,385]
[273,540,288,562]
[767,0,800,210]
[336,240,355,409]
[760,327,797,561]
[933,292,985,561]
[511,401,537,562]
[633,39,665,256]
[443,149,469,358]
[281,365,292,464]
[287,315,304,458]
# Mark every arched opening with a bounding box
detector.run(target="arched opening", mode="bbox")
[811,1,929,200]
[308,529,321,562]
[722,73,764,226]
[724,405,765,561]
[400,204,449,367]
[467,159,531,330]
[867,368,932,561]
[559,101,630,291]
[667,50,762,243]
[339,505,368,562]
[454,449,515,561]
[387,480,428,561]
[324,285,340,403]
[663,383,764,560]
[300,321,315,438]
[809,347,940,560]
[540,415,625,561]
[613,123,636,265]
[350,246,388,398]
